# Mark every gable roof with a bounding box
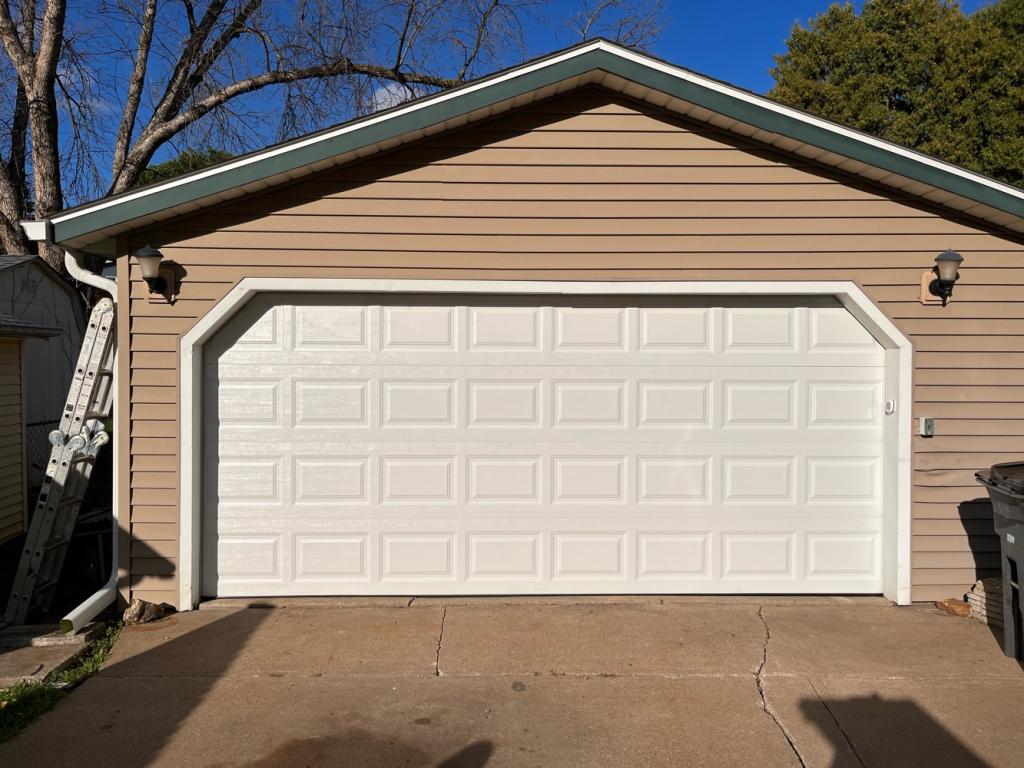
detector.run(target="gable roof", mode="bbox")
[23,39,1024,255]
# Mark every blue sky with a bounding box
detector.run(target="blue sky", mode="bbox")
[525,0,995,93]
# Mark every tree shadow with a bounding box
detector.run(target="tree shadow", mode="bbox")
[0,608,266,765]
[226,733,493,768]
[800,694,991,768]
[0,607,493,767]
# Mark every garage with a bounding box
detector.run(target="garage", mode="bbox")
[201,290,888,597]
[38,40,1024,611]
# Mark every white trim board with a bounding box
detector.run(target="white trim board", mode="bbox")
[178,279,913,608]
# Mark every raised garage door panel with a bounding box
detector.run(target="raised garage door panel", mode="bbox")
[202,293,886,596]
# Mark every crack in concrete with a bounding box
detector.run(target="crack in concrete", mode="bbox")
[433,606,447,677]
[756,606,807,768]
[809,677,866,767]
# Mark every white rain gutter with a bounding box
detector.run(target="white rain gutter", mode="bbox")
[20,221,120,634]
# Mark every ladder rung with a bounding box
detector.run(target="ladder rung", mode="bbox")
[30,577,58,592]
[56,497,85,509]
[40,538,69,554]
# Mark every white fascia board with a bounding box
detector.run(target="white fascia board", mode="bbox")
[20,220,50,242]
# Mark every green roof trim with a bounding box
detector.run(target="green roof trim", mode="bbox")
[609,53,1024,220]
[49,41,1024,245]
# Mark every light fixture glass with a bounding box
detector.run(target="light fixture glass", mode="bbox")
[934,250,963,283]
[928,250,964,306]
[133,245,163,280]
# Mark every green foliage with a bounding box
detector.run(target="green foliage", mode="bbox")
[135,148,234,188]
[51,623,122,688]
[0,681,64,744]
[0,622,122,744]
[770,0,1024,188]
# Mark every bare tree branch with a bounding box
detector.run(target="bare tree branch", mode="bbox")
[567,0,661,50]
[34,0,66,86]
[457,0,502,80]
[0,0,31,77]
[112,0,158,177]
[114,54,462,192]
[0,0,664,270]
[148,0,229,128]
[394,0,417,73]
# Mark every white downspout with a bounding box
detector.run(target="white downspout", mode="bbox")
[60,247,119,633]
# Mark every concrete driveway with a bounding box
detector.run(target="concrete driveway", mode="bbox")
[1,597,1022,767]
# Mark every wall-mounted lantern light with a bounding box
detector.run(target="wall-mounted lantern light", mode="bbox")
[928,250,964,306]
[920,250,964,306]
[133,245,177,301]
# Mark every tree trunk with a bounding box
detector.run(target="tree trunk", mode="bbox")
[27,84,64,271]
[0,211,28,255]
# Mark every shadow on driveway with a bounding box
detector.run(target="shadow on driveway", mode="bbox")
[801,694,989,768]
[229,733,492,768]
[1,606,493,768]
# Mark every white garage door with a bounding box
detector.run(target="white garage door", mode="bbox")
[202,293,887,597]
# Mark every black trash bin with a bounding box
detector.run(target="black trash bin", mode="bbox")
[976,462,1024,660]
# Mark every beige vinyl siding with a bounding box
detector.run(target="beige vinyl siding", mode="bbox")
[0,339,25,545]
[125,88,1024,606]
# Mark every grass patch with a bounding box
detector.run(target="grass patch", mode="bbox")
[0,681,65,744]
[0,622,121,744]
[52,623,121,687]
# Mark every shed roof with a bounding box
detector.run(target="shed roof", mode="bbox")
[0,311,60,338]
[0,253,88,301]
[20,39,1024,255]
[0,255,38,272]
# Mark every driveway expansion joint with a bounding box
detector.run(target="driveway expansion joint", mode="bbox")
[756,605,808,768]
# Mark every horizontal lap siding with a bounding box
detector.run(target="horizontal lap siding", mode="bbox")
[126,88,1024,606]
[0,340,23,545]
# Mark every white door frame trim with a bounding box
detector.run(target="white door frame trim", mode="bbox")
[179,278,913,608]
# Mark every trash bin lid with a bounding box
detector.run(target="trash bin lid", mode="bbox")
[990,462,1024,495]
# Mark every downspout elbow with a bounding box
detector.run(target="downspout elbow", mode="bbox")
[17,220,118,301]
[63,247,118,301]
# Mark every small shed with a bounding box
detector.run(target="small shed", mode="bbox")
[0,256,85,490]
[0,313,60,545]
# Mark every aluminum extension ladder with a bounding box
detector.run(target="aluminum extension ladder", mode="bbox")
[3,298,116,625]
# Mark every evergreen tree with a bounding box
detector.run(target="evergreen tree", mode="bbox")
[770,0,1024,187]
[135,149,234,188]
